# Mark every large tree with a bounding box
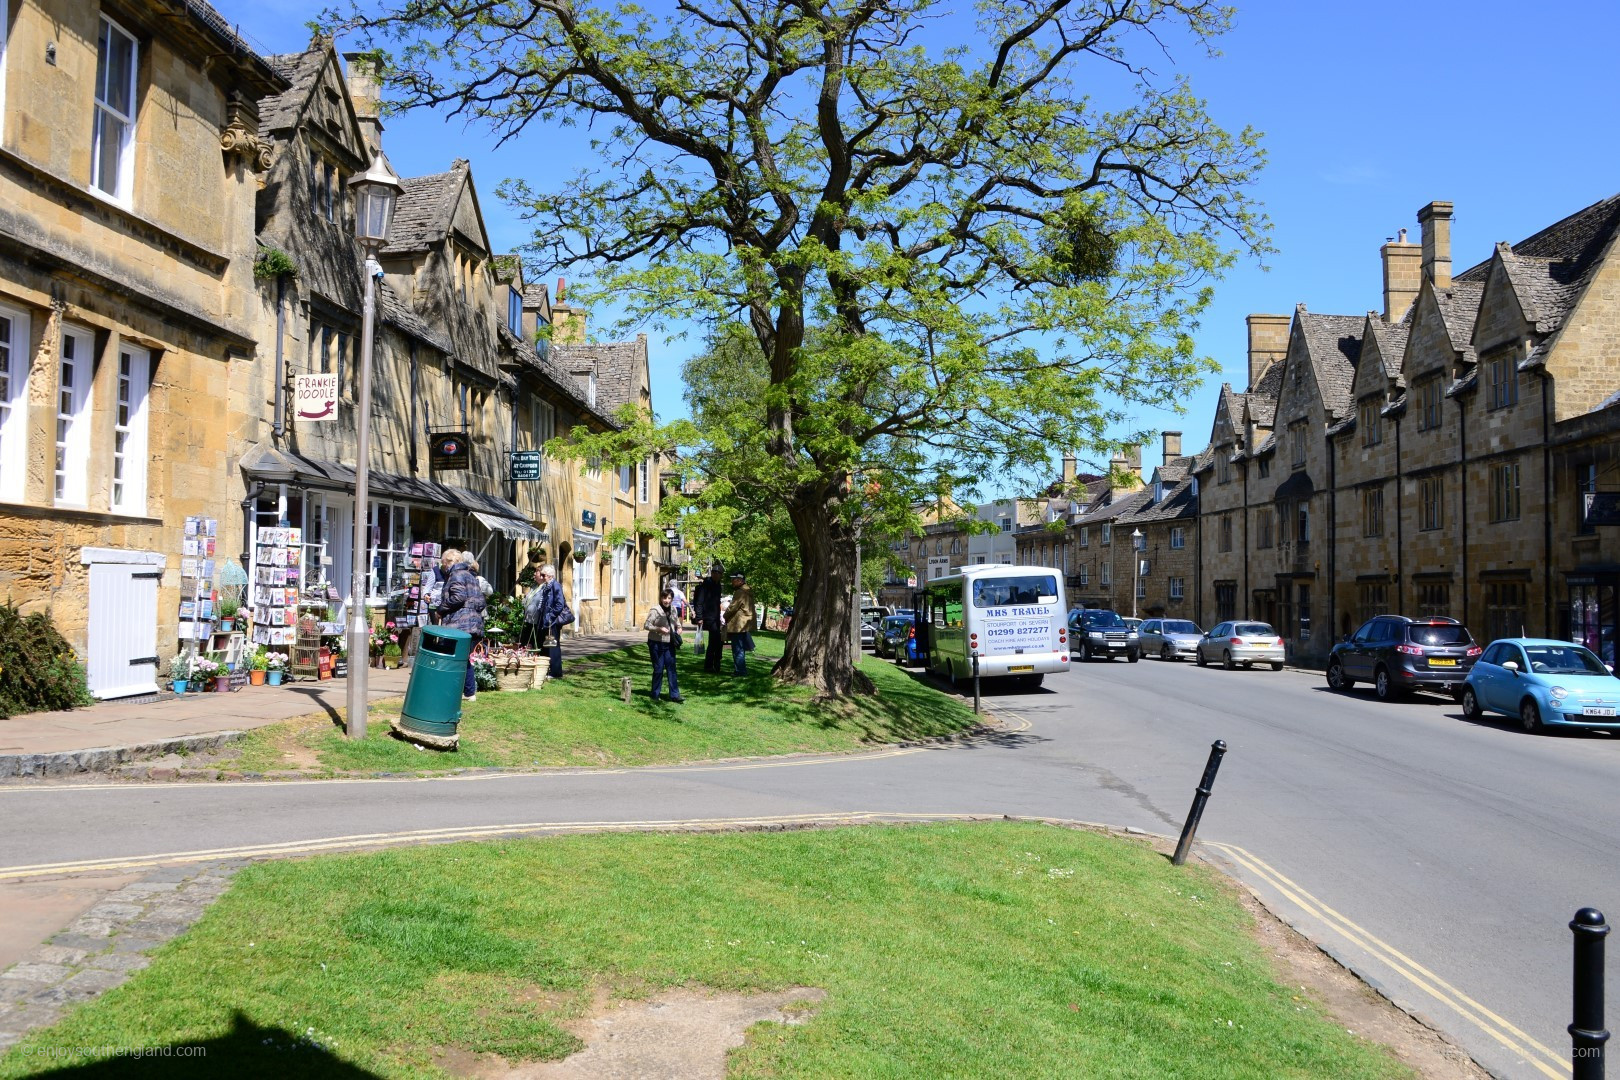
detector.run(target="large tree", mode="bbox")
[334,0,1269,696]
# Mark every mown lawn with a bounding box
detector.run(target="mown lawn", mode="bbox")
[0,822,1409,1079]
[229,632,980,775]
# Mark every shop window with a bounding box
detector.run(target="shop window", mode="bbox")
[368,502,415,599]
[92,17,138,203]
[1577,462,1597,536]
[1570,582,1616,665]
[1485,580,1529,641]
[0,303,29,502]
[111,344,151,515]
[55,325,94,507]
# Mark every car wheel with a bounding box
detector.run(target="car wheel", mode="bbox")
[1374,666,1401,702]
[1520,698,1544,734]
[1270,662,1284,672]
[1461,687,1483,720]
[1080,642,1091,662]
[1326,660,1352,692]
[1128,650,1139,664]
[1161,645,1174,661]
[1222,650,1235,670]
[947,661,958,688]
[1195,648,1207,668]
[1023,675,1045,690]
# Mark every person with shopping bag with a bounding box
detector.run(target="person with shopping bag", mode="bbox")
[724,570,757,675]
[643,587,685,703]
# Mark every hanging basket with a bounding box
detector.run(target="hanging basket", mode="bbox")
[493,654,538,692]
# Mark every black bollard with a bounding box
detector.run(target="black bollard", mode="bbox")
[972,654,981,715]
[1571,907,1610,1080]
[1171,740,1227,866]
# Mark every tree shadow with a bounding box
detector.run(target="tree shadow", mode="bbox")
[280,684,342,727]
[20,1011,383,1077]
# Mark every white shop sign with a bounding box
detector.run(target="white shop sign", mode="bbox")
[295,372,339,422]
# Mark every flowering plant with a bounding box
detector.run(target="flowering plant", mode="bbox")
[190,656,222,680]
[264,652,287,671]
[368,621,400,654]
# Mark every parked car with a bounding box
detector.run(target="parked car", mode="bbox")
[859,620,876,649]
[876,615,920,663]
[1195,622,1285,670]
[1069,609,1139,662]
[1122,617,1143,633]
[1326,615,1481,701]
[1461,638,1620,733]
[1139,618,1203,661]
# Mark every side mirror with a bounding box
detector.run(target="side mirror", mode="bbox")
[1502,661,1519,674]
[1342,633,1352,643]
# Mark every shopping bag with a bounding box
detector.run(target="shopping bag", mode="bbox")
[691,629,705,655]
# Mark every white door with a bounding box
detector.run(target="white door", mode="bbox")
[84,550,162,698]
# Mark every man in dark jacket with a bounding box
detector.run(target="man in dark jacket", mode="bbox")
[693,564,725,673]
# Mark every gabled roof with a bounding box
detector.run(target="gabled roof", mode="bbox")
[1456,192,1620,282]
[1074,487,1153,526]
[380,163,469,257]
[1296,309,1364,421]
[1364,318,1410,384]
[1122,474,1198,524]
[260,51,326,131]
[551,339,648,416]
[1245,357,1285,429]
[1433,281,1485,365]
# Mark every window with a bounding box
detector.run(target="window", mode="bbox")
[367,502,414,599]
[111,344,151,515]
[1169,577,1184,601]
[999,516,1012,532]
[1488,352,1519,410]
[1291,362,1301,388]
[529,398,555,449]
[618,464,633,495]
[1100,562,1111,587]
[1362,486,1384,538]
[610,544,629,599]
[0,303,29,502]
[1217,454,1231,484]
[573,541,599,600]
[508,287,522,334]
[1297,584,1312,642]
[1420,476,1444,531]
[639,459,650,503]
[1078,565,1089,586]
[1256,507,1273,549]
[1219,513,1232,553]
[1361,399,1383,446]
[949,538,961,556]
[1359,581,1388,621]
[1484,580,1528,641]
[1417,376,1442,431]
[1257,456,1270,479]
[1215,582,1236,623]
[1490,461,1521,522]
[1297,502,1310,545]
[1136,575,1147,599]
[1101,524,1112,546]
[1289,421,1307,468]
[934,540,942,555]
[92,18,138,202]
[1079,527,1089,548]
[324,161,336,222]
[309,149,320,213]
[56,325,94,506]
[1170,527,1185,550]
[1415,582,1450,619]
[1577,462,1597,535]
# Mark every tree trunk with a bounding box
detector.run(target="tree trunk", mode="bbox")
[774,487,870,697]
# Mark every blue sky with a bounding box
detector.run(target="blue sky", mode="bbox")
[222,0,1620,489]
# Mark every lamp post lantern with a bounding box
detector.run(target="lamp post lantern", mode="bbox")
[344,153,401,741]
[1131,528,1143,620]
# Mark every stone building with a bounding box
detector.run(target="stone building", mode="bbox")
[0,0,283,697]
[1110,436,1202,623]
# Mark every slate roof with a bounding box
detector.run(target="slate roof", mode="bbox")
[1365,320,1410,383]
[1074,487,1153,527]
[523,283,552,310]
[551,340,646,415]
[1123,475,1198,524]
[260,50,325,132]
[1297,309,1364,421]
[1246,358,1285,429]
[380,166,466,256]
[376,279,450,352]
[1433,282,1485,365]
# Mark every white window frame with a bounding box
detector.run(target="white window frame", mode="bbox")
[367,501,413,600]
[638,458,650,503]
[111,342,150,515]
[0,303,30,502]
[56,324,95,507]
[92,16,138,205]
[1169,577,1185,601]
[618,463,634,496]
[1170,527,1185,549]
[610,543,629,599]
[573,540,599,600]
[1101,562,1111,587]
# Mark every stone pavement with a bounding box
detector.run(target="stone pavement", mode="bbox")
[0,632,645,776]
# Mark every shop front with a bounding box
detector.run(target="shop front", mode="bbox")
[1566,570,1619,665]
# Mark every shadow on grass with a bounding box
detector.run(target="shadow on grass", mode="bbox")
[19,1011,381,1078]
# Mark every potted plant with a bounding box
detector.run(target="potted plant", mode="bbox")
[571,549,588,563]
[169,654,195,695]
[265,651,287,686]
[369,622,400,667]
[190,656,222,692]
[249,648,269,685]
[383,641,403,669]
[217,594,241,633]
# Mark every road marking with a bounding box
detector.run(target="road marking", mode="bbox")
[1206,840,1568,1080]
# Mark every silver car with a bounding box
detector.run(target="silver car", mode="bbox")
[1140,618,1203,661]
[1195,621,1286,670]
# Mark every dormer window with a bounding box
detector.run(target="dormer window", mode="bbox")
[507,287,522,334]
[309,150,337,222]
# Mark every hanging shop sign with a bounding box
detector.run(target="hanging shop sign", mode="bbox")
[294,372,339,423]
[509,450,542,481]
[581,509,598,528]
[1584,492,1620,527]
[429,431,471,471]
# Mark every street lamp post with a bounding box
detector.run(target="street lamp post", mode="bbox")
[1131,528,1143,620]
[344,154,402,741]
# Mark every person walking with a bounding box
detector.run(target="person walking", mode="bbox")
[426,548,461,624]
[643,587,685,703]
[724,570,757,675]
[694,564,725,673]
[439,553,487,702]
[530,563,572,679]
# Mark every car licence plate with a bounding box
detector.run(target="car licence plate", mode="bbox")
[1428,658,1457,667]
[1582,707,1617,717]
[1008,665,1034,674]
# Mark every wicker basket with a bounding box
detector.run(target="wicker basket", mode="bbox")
[493,656,537,692]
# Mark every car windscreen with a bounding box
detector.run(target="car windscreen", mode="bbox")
[1163,621,1200,634]
[881,617,912,631]
[1083,611,1126,627]
[971,575,1060,608]
[1234,623,1275,637]
[1408,625,1471,646]
[1523,645,1610,676]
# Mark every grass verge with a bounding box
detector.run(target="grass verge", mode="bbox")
[226,632,979,775]
[0,822,1409,1079]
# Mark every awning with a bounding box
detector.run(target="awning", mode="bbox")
[471,511,544,542]
[1274,471,1316,501]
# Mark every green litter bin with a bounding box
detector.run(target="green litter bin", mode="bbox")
[398,626,472,746]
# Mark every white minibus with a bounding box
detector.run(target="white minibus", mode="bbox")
[919,564,1069,688]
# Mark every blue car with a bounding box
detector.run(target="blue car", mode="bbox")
[1461,638,1620,733]
[876,615,920,664]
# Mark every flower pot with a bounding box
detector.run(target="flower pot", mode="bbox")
[173,679,190,695]
[266,671,284,686]
[249,669,267,685]
[218,619,235,633]
[213,675,231,692]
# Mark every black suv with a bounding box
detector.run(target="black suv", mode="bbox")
[1326,615,1481,701]
[1069,609,1140,662]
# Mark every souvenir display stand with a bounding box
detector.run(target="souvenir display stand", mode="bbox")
[176,516,219,663]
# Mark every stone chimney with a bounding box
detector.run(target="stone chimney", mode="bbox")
[1162,431,1182,462]
[1061,454,1076,485]
[1124,443,1142,479]
[550,277,587,344]
[1418,201,1453,290]
[1381,227,1422,322]
[1245,314,1291,389]
[342,53,384,156]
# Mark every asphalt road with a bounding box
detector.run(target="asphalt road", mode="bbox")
[2,654,1616,1079]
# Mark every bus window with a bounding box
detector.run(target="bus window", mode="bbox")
[972,574,1059,607]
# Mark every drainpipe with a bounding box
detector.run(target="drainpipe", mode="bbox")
[1241,454,1249,612]
[272,277,287,441]
[1327,437,1336,653]
[1459,398,1469,628]
[1394,412,1404,612]
[1195,495,1203,626]
[1541,368,1552,636]
[240,481,265,570]
[407,341,419,474]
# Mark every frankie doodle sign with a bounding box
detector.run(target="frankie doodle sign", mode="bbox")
[295,372,339,423]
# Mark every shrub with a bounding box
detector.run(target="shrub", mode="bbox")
[0,604,93,718]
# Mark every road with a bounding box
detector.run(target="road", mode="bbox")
[2,654,1615,1079]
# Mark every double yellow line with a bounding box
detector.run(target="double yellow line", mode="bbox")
[1207,840,1569,1079]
